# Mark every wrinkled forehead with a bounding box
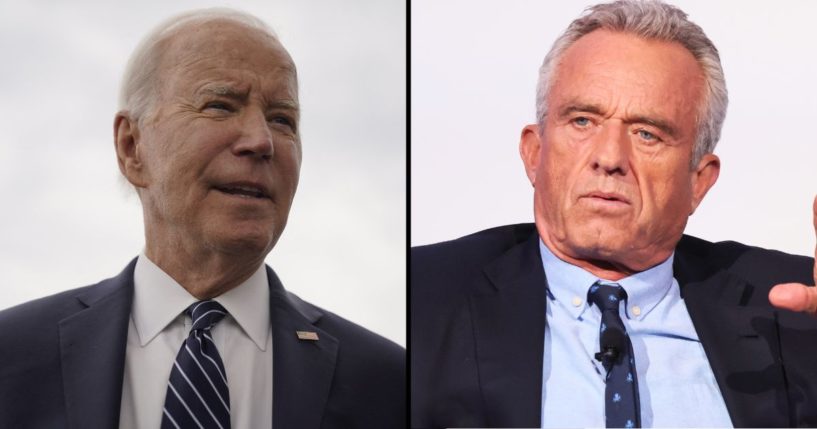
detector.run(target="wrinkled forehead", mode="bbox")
[550,30,705,123]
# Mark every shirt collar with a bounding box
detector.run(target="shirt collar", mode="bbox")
[132,253,270,351]
[539,239,674,321]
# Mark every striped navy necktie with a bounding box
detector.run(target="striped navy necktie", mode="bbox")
[588,282,640,429]
[162,300,231,429]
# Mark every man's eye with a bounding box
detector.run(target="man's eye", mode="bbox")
[637,129,657,141]
[572,117,591,127]
[204,101,233,112]
[269,115,295,130]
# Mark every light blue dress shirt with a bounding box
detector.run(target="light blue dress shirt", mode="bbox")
[539,240,733,428]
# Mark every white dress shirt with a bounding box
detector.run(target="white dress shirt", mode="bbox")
[119,254,273,429]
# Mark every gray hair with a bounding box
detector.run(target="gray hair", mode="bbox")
[535,0,728,164]
[118,8,279,124]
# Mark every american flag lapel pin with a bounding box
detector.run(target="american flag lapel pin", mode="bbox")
[296,330,319,341]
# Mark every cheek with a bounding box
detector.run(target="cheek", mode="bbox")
[275,143,301,176]
[151,153,215,217]
[287,143,303,174]
[144,128,199,178]
[638,169,694,222]
[546,143,585,191]
[264,148,302,207]
[539,139,566,181]
[535,146,578,217]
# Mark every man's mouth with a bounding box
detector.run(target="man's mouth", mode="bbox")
[214,183,270,199]
[585,191,630,204]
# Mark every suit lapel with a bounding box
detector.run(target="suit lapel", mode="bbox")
[463,229,795,427]
[59,260,134,429]
[470,233,546,427]
[57,260,341,428]
[267,267,339,429]
[675,246,790,427]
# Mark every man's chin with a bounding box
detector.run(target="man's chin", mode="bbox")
[570,238,675,275]
[572,242,627,263]
[565,221,631,247]
[208,228,278,258]
[562,229,642,264]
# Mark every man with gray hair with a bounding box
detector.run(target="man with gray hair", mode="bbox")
[0,8,405,428]
[412,1,817,427]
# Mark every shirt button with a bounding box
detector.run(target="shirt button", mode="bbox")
[571,296,583,307]
[632,306,642,316]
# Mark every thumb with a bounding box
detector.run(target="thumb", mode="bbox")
[769,283,817,314]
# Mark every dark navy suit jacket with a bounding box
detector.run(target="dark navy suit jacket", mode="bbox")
[0,259,405,428]
[411,224,817,428]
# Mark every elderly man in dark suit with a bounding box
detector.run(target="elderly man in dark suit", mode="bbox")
[0,8,404,428]
[412,1,817,427]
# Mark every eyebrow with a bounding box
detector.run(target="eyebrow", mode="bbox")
[557,102,680,139]
[266,99,299,112]
[198,84,248,99]
[198,83,299,108]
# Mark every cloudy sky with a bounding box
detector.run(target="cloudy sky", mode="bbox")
[412,0,817,261]
[0,0,405,346]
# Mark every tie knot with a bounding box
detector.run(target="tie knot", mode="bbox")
[588,282,627,312]
[187,300,227,331]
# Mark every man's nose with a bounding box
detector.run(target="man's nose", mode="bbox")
[233,108,274,160]
[590,122,630,176]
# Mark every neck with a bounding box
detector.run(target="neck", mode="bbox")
[144,230,265,300]
[536,225,668,282]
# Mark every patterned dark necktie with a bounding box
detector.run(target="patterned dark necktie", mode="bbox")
[588,282,640,428]
[161,300,231,429]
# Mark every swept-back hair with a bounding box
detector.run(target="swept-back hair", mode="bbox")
[536,0,727,163]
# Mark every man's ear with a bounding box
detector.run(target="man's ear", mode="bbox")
[113,111,148,188]
[519,124,543,186]
[689,152,720,214]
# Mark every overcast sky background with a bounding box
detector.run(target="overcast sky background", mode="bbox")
[412,0,817,261]
[0,0,405,346]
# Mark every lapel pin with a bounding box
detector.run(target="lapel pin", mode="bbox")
[296,330,319,341]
